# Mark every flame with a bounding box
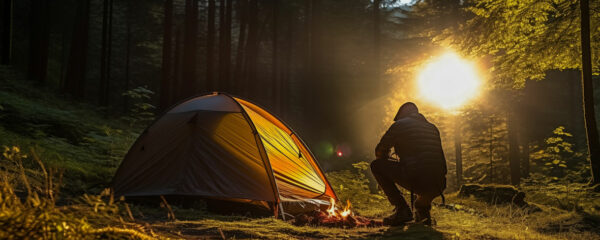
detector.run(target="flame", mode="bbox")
[326,198,353,219]
[341,200,352,218]
[327,197,337,217]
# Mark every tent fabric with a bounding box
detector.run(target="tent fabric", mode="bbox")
[240,102,326,199]
[236,98,337,200]
[113,93,337,215]
[113,111,276,202]
[169,93,241,113]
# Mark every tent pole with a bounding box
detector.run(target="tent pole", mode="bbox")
[228,93,283,218]
[279,202,286,220]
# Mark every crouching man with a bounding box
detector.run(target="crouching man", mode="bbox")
[371,102,447,226]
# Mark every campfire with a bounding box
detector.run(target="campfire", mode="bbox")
[292,198,383,228]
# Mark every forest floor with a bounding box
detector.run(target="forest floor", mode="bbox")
[131,191,600,240]
[1,66,600,239]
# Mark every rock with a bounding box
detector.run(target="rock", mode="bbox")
[458,184,527,206]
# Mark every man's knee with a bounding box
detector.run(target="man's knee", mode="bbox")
[370,159,383,174]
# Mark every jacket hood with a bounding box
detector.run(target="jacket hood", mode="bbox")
[394,102,419,121]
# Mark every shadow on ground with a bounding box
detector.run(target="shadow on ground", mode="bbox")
[369,223,446,240]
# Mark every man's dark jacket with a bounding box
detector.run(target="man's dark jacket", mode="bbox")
[375,111,447,176]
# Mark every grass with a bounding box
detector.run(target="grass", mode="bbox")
[118,191,598,240]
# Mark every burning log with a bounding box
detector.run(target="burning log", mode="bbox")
[292,198,383,228]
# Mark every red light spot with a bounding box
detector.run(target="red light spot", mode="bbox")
[337,151,343,157]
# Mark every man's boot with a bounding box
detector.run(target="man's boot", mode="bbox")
[383,206,413,226]
[415,207,432,225]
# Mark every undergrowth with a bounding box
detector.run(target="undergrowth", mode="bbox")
[0,146,160,239]
[0,75,140,196]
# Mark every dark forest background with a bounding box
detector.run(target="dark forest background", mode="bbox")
[1,0,599,190]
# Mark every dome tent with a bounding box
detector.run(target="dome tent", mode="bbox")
[112,93,337,217]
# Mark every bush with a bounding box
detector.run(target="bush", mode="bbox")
[530,126,585,180]
[121,87,156,127]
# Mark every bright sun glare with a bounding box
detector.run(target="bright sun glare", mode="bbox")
[418,52,481,110]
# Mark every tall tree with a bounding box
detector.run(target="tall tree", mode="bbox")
[29,0,49,83]
[372,0,380,92]
[182,0,198,98]
[520,135,530,178]
[233,0,247,93]
[206,0,216,90]
[160,0,174,111]
[1,0,12,65]
[63,0,90,98]
[488,116,495,183]
[455,117,463,187]
[272,0,279,113]
[173,28,183,100]
[218,0,232,91]
[508,110,521,185]
[579,0,600,185]
[243,0,258,96]
[124,0,133,112]
[281,8,294,120]
[99,0,114,107]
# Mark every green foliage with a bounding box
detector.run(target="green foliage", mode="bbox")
[0,77,139,195]
[443,0,600,88]
[121,86,156,127]
[0,146,157,240]
[530,126,584,179]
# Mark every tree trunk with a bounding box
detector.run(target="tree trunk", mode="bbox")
[29,0,49,83]
[508,111,521,185]
[373,0,381,93]
[489,116,494,183]
[99,0,113,107]
[160,0,174,111]
[63,0,90,98]
[455,116,462,187]
[579,0,600,186]
[124,0,133,113]
[281,9,293,120]
[305,0,321,119]
[520,136,530,178]
[1,0,12,65]
[182,0,198,98]
[243,0,258,97]
[218,0,225,89]
[99,0,108,104]
[304,0,312,83]
[272,0,280,114]
[173,28,183,101]
[233,0,247,94]
[207,0,216,90]
[218,0,232,91]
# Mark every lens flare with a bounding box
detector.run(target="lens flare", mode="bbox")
[418,52,481,110]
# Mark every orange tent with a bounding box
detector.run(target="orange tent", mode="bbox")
[112,93,337,217]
